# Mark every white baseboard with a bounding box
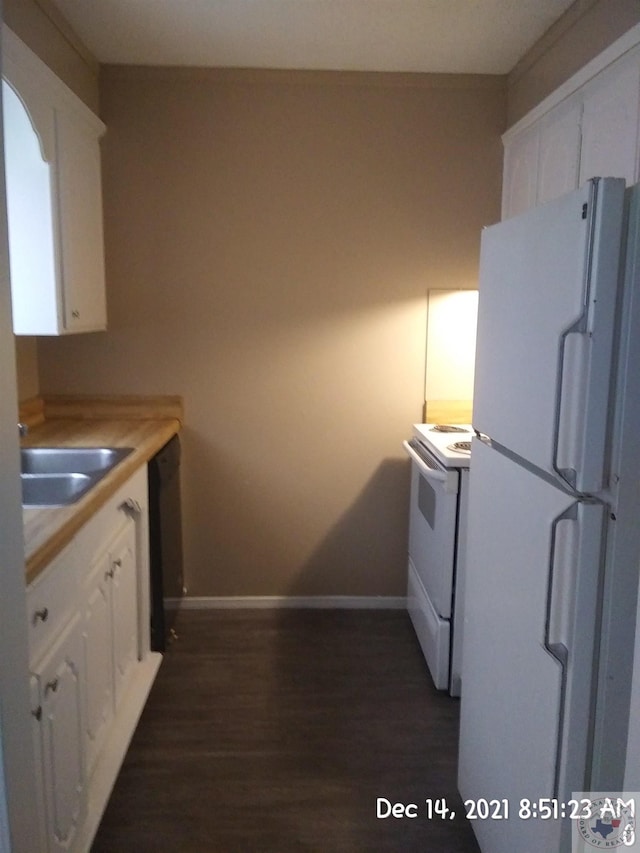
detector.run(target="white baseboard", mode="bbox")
[168,595,407,610]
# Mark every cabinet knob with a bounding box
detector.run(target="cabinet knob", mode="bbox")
[71,309,80,319]
[105,567,115,580]
[113,558,122,568]
[45,678,59,695]
[120,498,142,516]
[32,607,49,624]
[31,706,42,722]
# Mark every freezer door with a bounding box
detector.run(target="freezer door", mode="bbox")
[473,177,625,493]
[458,438,605,853]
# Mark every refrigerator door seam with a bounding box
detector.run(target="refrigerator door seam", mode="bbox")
[556,178,626,494]
[480,435,611,503]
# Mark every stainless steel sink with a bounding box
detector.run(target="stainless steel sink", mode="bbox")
[21,447,133,476]
[20,447,134,507]
[21,473,95,507]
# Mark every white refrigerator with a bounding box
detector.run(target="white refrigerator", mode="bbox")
[458,177,640,852]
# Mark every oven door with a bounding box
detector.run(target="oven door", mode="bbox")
[403,440,459,689]
[404,440,459,617]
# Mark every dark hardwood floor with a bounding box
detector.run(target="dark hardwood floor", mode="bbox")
[92,609,480,852]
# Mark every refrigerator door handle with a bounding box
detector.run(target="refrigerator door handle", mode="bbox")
[544,504,575,798]
[544,501,604,798]
[552,318,585,491]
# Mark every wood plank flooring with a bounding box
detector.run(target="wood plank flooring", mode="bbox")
[92,609,480,852]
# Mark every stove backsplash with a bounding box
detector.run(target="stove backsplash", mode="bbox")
[424,289,478,425]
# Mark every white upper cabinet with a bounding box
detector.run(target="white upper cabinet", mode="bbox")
[537,97,582,206]
[501,122,539,218]
[2,26,107,335]
[502,29,640,220]
[579,58,640,186]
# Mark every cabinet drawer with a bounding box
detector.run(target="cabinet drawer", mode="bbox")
[407,558,450,691]
[27,540,78,664]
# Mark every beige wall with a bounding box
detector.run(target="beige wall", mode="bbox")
[508,0,640,125]
[12,0,640,597]
[14,337,38,401]
[37,68,505,596]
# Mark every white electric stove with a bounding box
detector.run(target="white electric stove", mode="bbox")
[411,423,474,468]
[402,424,474,695]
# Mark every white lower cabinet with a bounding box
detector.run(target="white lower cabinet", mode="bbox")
[82,551,115,778]
[35,613,86,853]
[30,677,49,853]
[110,520,139,707]
[27,467,161,852]
[82,515,138,776]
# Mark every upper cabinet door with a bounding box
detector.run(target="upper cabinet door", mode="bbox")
[56,109,107,332]
[537,97,582,206]
[579,57,640,186]
[2,26,107,335]
[502,43,640,221]
[501,122,539,219]
[2,80,60,334]
[503,97,582,220]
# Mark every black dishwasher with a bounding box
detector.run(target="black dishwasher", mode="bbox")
[148,434,184,652]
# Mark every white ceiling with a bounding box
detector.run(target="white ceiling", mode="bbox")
[50,0,576,74]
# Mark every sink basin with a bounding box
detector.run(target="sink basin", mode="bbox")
[21,473,94,507]
[21,446,133,476]
[20,447,134,507]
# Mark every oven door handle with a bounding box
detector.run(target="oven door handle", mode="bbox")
[403,440,446,481]
[403,441,458,494]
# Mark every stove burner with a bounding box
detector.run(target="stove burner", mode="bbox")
[431,424,469,433]
[448,441,472,453]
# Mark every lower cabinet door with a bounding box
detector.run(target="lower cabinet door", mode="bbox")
[35,612,86,853]
[110,518,139,706]
[82,552,115,777]
[30,676,49,853]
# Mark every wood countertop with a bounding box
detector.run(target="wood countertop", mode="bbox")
[20,396,182,585]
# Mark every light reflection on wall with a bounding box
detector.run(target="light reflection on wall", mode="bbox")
[425,289,478,403]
